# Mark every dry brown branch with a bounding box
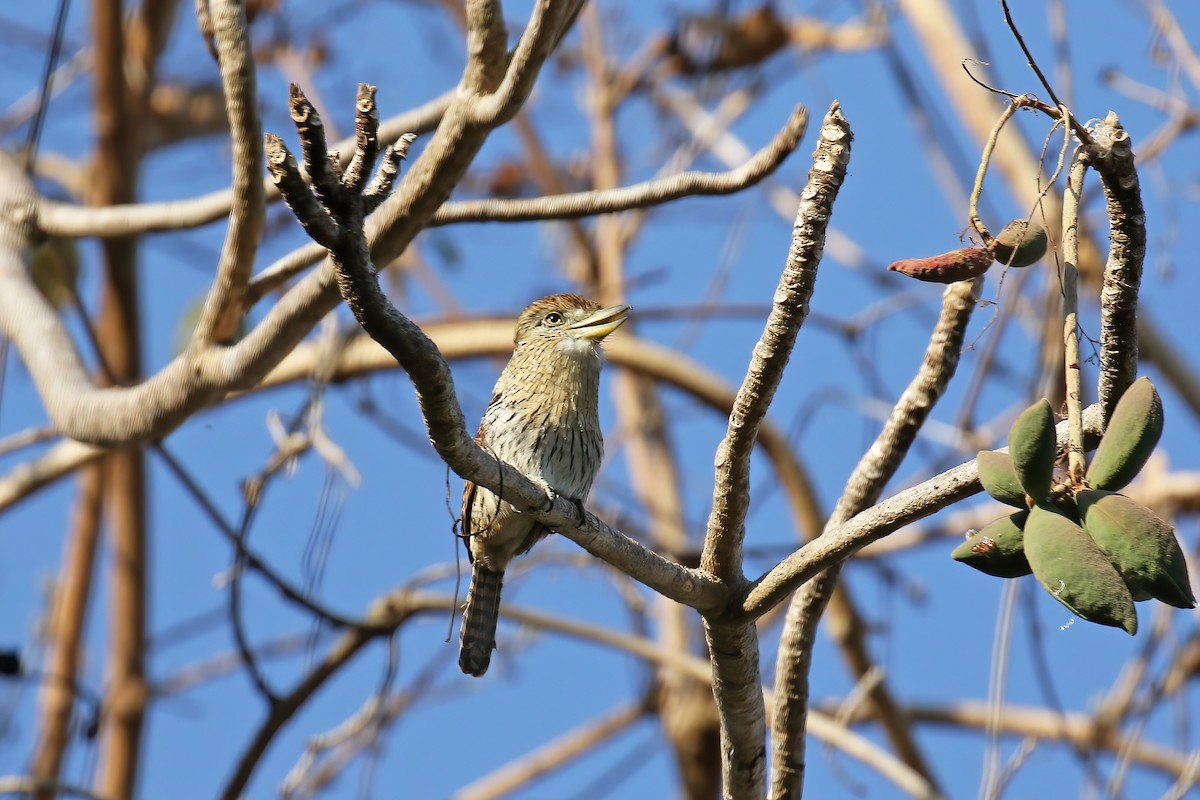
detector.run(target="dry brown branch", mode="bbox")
[30,468,103,797]
[0,777,103,800]
[216,588,933,799]
[87,0,176,794]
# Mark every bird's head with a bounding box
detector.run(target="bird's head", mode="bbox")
[513,294,631,358]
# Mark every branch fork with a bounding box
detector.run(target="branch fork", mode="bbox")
[266,84,413,254]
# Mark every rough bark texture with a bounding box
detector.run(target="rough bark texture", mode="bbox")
[1087,113,1145,418]
[699,103,848,799]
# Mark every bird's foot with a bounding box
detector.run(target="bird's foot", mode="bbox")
[530,476,557,512]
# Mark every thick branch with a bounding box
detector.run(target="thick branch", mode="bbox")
[33,94,451,238]
[467,0,581,124]
[699,102,833,582]
[191,0,263,345]
[1085,113,1146,417]
[701,102,850,800]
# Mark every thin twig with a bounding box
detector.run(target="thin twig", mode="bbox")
[999,0,1092,145]
[968,100,1021,243]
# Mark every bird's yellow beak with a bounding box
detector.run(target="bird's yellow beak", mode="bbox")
[566,304,631,341]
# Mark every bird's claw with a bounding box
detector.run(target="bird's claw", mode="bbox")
[530,477,557,512]
[529,479,585,526]
[570,497,588,527]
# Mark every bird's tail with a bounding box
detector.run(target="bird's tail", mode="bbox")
[459,566,504,676]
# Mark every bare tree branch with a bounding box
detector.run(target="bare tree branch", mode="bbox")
[1085,112,1145,416]
[769,276,979,799]
[244,111,808,302]
[215,589,936,799]
[741,404,1110,619]
[700,101,849,800]
[191,0,263,346]
[432,104,808,225]
[456,702,648,800]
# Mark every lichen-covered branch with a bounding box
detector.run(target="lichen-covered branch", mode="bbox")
[699,102,850,800]
[1085,113,1145,417]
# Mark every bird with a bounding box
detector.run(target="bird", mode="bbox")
[459,294,630,677]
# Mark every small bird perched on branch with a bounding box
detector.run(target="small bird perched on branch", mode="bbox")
[459,294,630,677]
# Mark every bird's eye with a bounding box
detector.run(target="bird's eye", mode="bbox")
[544,311,565,326]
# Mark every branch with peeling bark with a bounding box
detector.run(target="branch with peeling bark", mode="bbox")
[694,103,851,799]
[1085,113,1145,417]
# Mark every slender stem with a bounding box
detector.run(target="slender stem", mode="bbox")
[968,100,1020,243]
